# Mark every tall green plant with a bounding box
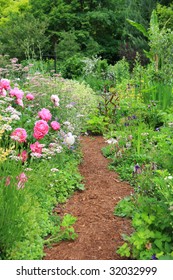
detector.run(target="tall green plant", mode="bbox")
[127,9,173,81]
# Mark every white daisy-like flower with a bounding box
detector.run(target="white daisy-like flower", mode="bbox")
[105,138,118,144]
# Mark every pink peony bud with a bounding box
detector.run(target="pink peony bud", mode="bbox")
[51,121,61,131]
[38,108,52,121]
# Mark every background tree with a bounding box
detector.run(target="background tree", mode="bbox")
[0,12,48,60]
[1,0,173,65]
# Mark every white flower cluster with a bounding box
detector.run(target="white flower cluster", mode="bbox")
[1,124,12,131]
[63,121,74,132]
[105,138,118,145]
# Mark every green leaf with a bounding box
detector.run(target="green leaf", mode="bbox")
[150,10,158,29]
[159,255,173,260]
[154,239,163,250]
[77,184,85,191]
[61,214,77,227]
[117,242,131,257]
[126,19,148,38]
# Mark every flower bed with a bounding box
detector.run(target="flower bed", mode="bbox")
[0,61,97,259]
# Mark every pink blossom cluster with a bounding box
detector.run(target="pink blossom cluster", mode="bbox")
[30,141,43,157]
[38,108,52,121]
[11,128,27,143]
[17,172,28,189]
[10,87,24,107]
[0,78,11,96]
[18,150,28,163]
[0,78,35,106]
[26,93,35,100]
[2,78,63,164]
[5,172,27,189]
[51,121,61,131]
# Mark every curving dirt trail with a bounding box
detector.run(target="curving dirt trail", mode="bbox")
[44,136,133,260]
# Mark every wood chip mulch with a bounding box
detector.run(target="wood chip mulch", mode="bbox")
[44,136,133,260]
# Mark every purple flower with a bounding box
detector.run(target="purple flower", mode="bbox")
[133,164,142,174]
[124,122,130,127]
[151,254,158,260]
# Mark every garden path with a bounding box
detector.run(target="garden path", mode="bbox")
[44,136,133,260]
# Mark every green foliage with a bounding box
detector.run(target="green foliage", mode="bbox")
[60,55,85,79]
[128,9,173,84]
[157,3,173,29]
[114,196,135,218]
[56,31,80,61]
[116,195,173,260]
[126,19,149,38]
[0,12,48,60]
[0,149,81,259]
[84,114,109,135]
[1,0,173,65]
[109,58,130,85]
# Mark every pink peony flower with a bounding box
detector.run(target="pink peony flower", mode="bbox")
[11,128,27,143]
[51,121,61,131]
[51,95,60,107]
[26,93,34,100]
[0,88,7,97]
[10,87,24,99]
[0,78,11,90]
[38,108,52,121]
[33,120,49,140]
[17,172,27,189]
[16,98,24,107]
[30,141,43,154]
[18,150,28,163]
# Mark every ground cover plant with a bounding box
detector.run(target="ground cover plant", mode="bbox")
[101,58,173,260]
[0,57,97,259]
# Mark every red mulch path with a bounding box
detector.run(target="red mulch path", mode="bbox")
[44,136,133,260]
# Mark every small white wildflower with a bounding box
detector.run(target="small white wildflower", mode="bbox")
[106,138,118,144]
[9,155,20,161]
[56,146,63,153]
[2,117,11,122]
[30,152,42,158]
[0,100,6,104]
[116,151,122,157]
[42,148,49,153]
[2,124,12,131]
[66,104,74,108]
[164,176,173,180]
[126,142,131,148]
[51,168,59,172]
[25,168,33,171]
[4,97,13,102]
[11,114,20,120]
[63,121,71,126]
